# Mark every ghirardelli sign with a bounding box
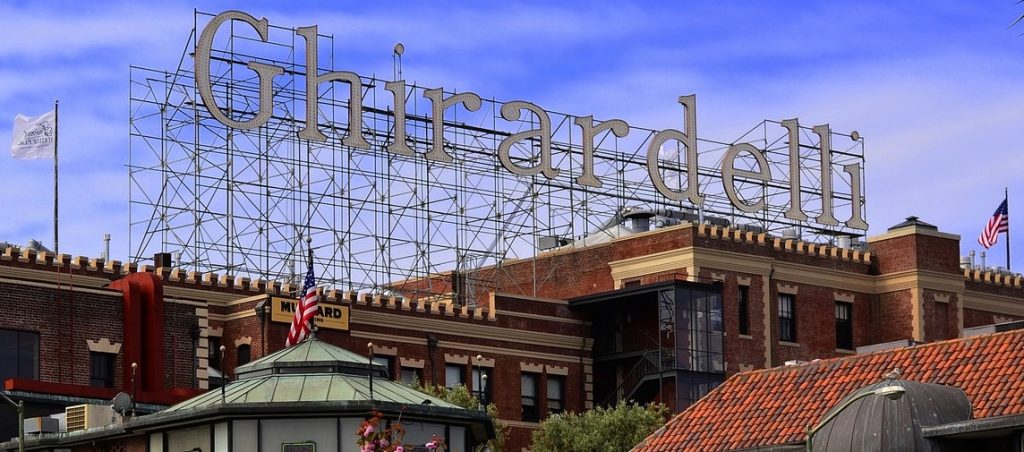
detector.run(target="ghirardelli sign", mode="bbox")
[194,10,867,231]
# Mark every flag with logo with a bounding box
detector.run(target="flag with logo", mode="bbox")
[286,258,319,347]
[10,111,56,160]
[978,198,1009,249]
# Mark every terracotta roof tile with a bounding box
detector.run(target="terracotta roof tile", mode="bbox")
[634,329,1024,451]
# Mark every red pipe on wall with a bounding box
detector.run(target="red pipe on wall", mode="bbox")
[108,273,165,392]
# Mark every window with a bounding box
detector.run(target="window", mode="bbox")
[399,367,422,385]
[680,290,725,373]
[89,353,115,388]
[237,344,251,366]
[282,442,315,452]
[372,356,394,380]
[471,367,492,405]
[208,336,222,367]
[547,375,565,415]
[836,301,853,350]
[0,329,39,382]
[445,364,465,388]
[521,373,539,422]
[778,294,797,342]
[738,285,750,335]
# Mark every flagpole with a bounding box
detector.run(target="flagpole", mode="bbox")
[1006,187,1011,271]
[306,237,316,340]
[53,99,59,256]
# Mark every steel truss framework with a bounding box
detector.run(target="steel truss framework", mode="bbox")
[129,12,867,299]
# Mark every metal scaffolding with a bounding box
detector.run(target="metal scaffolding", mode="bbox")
[128,11,867,300]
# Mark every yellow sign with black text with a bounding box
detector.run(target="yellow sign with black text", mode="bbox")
[270,296,350,331]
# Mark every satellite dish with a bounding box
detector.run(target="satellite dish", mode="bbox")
[111,392,132,415]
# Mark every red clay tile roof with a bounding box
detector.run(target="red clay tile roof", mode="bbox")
[635,329,1024,451]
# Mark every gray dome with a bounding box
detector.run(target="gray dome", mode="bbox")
[811,380,971,452]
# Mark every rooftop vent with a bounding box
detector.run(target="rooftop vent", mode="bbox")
[887,216,938,232]
[65,404,115,432]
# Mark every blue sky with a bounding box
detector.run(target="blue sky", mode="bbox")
[2,1,1024,269]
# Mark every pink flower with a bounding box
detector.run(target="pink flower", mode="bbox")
[426,440,438,450]
[363,425,375,437]
[395,447,404,452]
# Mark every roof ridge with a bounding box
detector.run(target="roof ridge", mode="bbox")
[736,327,1024,380]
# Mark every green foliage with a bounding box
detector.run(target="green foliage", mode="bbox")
[418,384,508,452]
[530,401,669,452]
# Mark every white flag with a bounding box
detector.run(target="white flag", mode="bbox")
[10,110,56,160]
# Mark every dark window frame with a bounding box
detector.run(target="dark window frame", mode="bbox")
[778,293,797,342]
[445,364,465,389]
[236,344,251,367]
[372,355,394,380]
[399,366,422,386]
[738,285,750,335]
[282,441,316,452]
[547,375,565,415]
[208,336,222,368]
[521,373,540,422]
[89,352,116,388]
[835,301,854,350]
[0,329,39,381]
[471,367,492,405]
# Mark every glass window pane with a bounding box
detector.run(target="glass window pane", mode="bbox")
[19,332,38,379]
[546,377,562,400]
[0,330,17,382]
[521,374,536,397]
[446,365,464,388]
[399,367,421,385]
[521,373,539,422]
[237,344,251,366]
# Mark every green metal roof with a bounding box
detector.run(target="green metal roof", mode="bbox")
[164,373,461,412]
[234,336,385,379]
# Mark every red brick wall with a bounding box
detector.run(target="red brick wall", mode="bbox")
[0,280,197,391]
[872,291,914,343]
[963,308,1022,328]
[0,281,124,387]
[870,233,960,275]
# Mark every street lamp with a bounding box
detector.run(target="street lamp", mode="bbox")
[474,354,486,406]
[131,362,138,418]
[219,346,226,403]
[368,343,375,401]
[805,385,905,451]
[0,391,24,452]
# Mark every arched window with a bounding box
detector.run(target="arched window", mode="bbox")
[237,344,251,366]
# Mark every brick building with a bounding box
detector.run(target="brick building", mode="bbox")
[2,215,1024,450]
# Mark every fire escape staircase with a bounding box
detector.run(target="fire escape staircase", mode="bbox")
[603,349,675,406]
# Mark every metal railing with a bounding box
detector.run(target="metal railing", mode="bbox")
[602,350,673,406]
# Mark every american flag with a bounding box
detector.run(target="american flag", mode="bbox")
[286,262,319,347]
[978,198,1009,249]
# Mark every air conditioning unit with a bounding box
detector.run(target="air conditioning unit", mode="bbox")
[65,404,114,432]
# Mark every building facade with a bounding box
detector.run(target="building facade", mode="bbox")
[2,216,1024,450]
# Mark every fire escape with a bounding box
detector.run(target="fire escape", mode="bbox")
[571,279,725,412]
